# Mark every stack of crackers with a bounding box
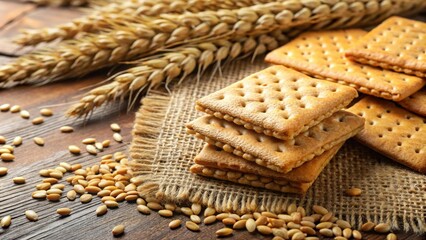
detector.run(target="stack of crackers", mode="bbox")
[265,16,426,174]
[186,65,365,194]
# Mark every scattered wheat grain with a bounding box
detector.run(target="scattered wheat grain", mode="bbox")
[113,133,123,142]
[12,136,23,146]
[185,221,200,232]
[0,167,8,176]
[32,117,44,125]
[169,219,181,229]
[25,210,38,221]
[60,126,74,133]
[216,227,233,237]
[33,137,45,146]
[374,223,391,233]
[57,208,72,216]
[13,177,26,184]
[112,224,125,237]
[20,110,30,119]
[10,105,21,113]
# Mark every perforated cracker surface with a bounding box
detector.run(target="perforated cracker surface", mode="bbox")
[347,97,426,174]
[265,29,426,101]
[346,17,426,77]
[186,110,364,173]
[196,65,358,140]
[398,88,426,117]
[195,143,342,183]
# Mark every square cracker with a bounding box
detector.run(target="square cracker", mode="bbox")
[194,143,343,183]
[345,17,426,78]
[196,65,358,140]
[186,110,364,173]
[190,164,311,194]
[398,88,426,117]
[265,29,425,101]
[347,96,426,174]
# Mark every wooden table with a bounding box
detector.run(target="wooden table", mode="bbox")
[0,2,424,239]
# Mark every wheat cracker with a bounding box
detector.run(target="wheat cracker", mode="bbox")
[186,111,364,173]
[347,96,426,174]
[196,65,358,140]
[194,142,343,184]
[265,29,425,101]
[190,164,309,194]
[345,17,426,78]
[398,88,426,117]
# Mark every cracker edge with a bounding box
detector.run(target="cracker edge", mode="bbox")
[190,164,310,194]
[186,118,364,173]
[196,96,355,140]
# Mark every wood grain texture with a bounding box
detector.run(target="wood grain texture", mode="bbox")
[0,1,34,30]
[0,1,424,239]
[0,2,83,56]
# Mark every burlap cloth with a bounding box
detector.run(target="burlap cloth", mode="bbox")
[130,58,425,233]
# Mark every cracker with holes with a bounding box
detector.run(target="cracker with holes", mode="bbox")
[196,65,358,140]
[191,143,343,194]
[194,143,342,184]
[186,111,364,173]
[347,97,426,174]
[346,17,426,78]
[265,29,425,101]
[398,88,426,117]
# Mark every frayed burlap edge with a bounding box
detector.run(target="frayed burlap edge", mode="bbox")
[129,91,171,198]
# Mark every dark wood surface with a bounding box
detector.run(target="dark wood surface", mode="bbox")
[0,2,424,239]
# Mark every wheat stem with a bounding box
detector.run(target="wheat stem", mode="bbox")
[64,0,426,117]
[1,1,370,88]
[66,33,286,117]
[15,0,279,46]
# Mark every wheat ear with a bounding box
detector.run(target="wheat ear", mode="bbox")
[66,32,287,117]
[65,0,426,117]
[1,1,369,88]
[15,0,279,46]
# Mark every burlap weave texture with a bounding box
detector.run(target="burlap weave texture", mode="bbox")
[130,58,426,233]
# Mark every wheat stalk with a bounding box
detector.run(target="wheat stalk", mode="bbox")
[66,32,287,117]
[65,0,426,117]
[1,0,370,88]
[15,0,278,46]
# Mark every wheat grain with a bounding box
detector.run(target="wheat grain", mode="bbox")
[16,0,277,46]
[1,0,372,88]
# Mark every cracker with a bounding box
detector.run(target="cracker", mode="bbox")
[196,65,358,140]
[186,111,364,173]
[190,164,310,194]
[265,29,425,101]
[194,143,343,183]
[398,88,426,117]
[347,96,426,174]
[345,17,426,78]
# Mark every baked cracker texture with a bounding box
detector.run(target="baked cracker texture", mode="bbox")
[196,65,358,140]
[194,143,343,183]
[347,96,426,174]
[398,88,426,117]
[186,110,364,173]
[345,17,426,77]
[190,164,310,194]
[265,29,425,101]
